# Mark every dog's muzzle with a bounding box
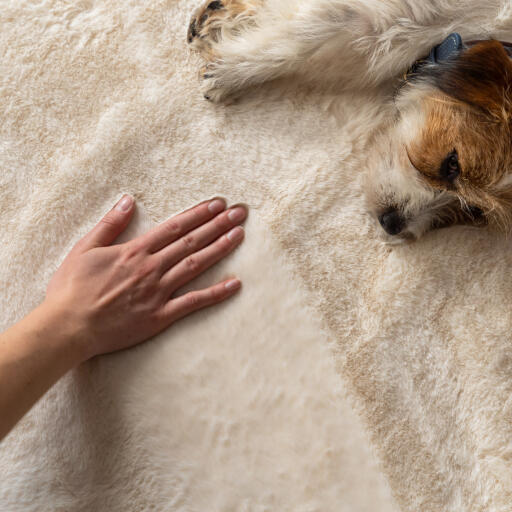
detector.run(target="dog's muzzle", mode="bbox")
[379,210,406,236]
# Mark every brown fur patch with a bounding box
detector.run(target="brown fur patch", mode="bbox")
[428,40,512,118]
[407,41,512,231]
[188,0,262,50]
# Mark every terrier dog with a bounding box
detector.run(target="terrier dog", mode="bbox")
[188,0,512,241]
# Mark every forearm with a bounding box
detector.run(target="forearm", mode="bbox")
[0,303,85,441]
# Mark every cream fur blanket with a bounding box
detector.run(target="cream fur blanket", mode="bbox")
[1,1,512,511]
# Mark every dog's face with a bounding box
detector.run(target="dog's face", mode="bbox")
[366,40,512,242]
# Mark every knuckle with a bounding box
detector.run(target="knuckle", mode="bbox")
[209,287,222,301]
[120,244,141,263]
[149,310,165,329]
[181,234,196,251]
[137,261,157,280]
[221,235,233,249]
[100,213,119,228]
[185,292,202,309]
[189,208,201,223]
[154,253,166,274]
[185,256,201,273]
[213,237,231,256]
[129,240,147,255]
[163,220,181,238]
[214,215,230,230]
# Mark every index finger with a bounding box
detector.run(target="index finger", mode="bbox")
[139,198,227,253]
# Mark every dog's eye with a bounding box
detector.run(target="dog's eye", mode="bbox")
[440,150,460,182]
[467,205,483,218]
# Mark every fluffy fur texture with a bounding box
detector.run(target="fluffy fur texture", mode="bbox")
[1,1,512,511]
[189,0,512,241]
[1,209,397,511]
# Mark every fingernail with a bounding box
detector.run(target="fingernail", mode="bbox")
[225,279,241,291]
[116,195,133,212]
[228,207,247,223]
[227,226,244,242]
[208,199,226,214]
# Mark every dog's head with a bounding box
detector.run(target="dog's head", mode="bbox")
[367,40,512,242]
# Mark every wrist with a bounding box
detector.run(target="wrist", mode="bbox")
[31,300,92,366]
[0,300,91,441]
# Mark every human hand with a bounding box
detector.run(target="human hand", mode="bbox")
[43,195,247,362]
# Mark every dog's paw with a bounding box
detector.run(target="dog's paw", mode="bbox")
[199,64,238,104]
[188,1,260,103]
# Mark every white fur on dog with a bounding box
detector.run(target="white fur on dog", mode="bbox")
[1,1,512,511]
[197,0,510,99]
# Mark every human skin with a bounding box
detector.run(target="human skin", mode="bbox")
[0,195,247,441]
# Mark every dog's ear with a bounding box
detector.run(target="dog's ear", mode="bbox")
[429,40,512,118]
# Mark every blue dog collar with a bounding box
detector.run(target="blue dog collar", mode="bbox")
[427,33,464,65]
[404,33,512,83]
[405,33,465,80]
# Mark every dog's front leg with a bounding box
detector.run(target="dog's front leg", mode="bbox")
[189,0,374,101]
[189,0,498,101]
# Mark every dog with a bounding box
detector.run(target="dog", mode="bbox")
[187,0,512,241]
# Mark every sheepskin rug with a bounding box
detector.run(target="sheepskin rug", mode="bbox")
[1,1,512,511]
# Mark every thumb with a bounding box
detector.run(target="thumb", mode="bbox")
[78,195,136,251]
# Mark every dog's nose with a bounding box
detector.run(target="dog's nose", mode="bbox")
[378,210,405,236]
